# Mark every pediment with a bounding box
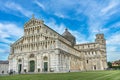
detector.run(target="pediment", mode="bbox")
[24,18,44,28]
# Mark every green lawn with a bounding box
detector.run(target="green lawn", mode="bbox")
[0,70,120,80]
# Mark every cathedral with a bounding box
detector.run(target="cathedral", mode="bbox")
[8,16,107,73]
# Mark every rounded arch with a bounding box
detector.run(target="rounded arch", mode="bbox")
[29,54,35,58]
[43,56,48,61]
[18,59,22,62]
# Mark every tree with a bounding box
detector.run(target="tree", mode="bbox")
[107,62,112,68]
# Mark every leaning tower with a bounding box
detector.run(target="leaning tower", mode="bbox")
[95,34,108,70]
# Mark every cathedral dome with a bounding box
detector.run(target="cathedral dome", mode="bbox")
[62,28,76,46]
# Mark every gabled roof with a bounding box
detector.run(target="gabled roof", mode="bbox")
[0,60,9,64]
[24,14,44,27]
[113,60,120,64]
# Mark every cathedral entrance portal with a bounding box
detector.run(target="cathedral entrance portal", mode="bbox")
[43,56,48,72]
[29,60,35,72]
[44,62,48,72]
[18,64,22,73]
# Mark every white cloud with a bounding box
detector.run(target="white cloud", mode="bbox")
[110,22,120,28]
[69,30,88,43]
[0,49,5,53]
[0,22,23,60]
[0,53,9,60]
[75,0,120,43]
[54,13,67,18]
[107,52,120,62]
[45,19,87,43]
[107,46,117,52]
[34,0,80,19]
[34,0,45,10]
[0,47,9,54]
[0,22,23,43]
[45,19,66,34]
[107,32,120,45]
[79,0,120,62]
[0,22,23,44]
[101,0,119,15]
[4,2,33,17]
[106,32,120,61]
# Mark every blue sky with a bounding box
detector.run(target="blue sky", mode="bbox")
[0,0,120,61]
